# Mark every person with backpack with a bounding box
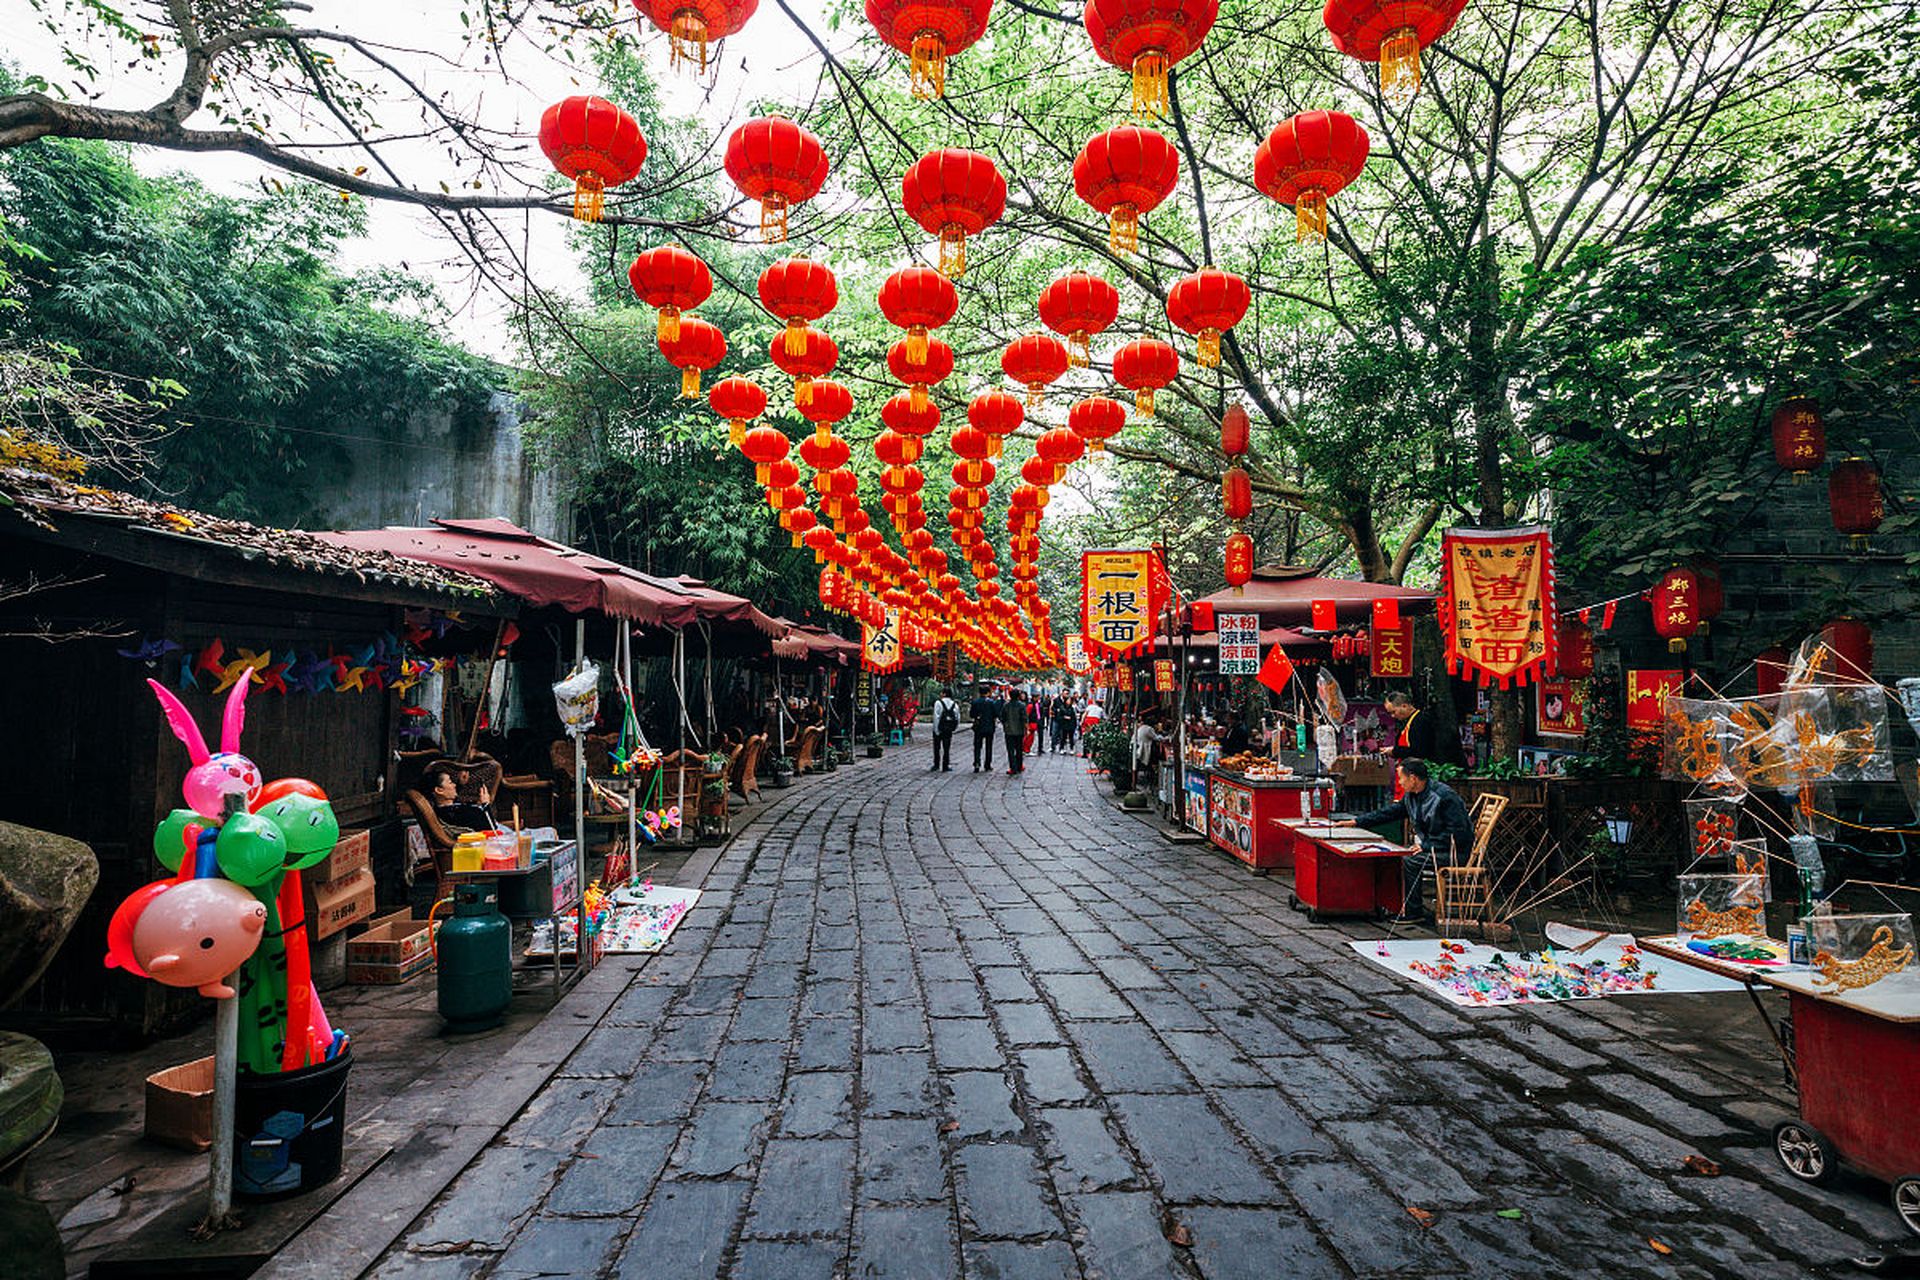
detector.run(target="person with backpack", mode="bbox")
[1002,686,1029,775]
[930,687,962,772]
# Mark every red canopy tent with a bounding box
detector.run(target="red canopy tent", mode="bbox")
[1194,563,1433,628]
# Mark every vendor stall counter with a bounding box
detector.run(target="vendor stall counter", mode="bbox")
[1193,771,1334,872]
[1276,820,1413,921]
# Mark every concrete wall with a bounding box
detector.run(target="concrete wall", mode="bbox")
[308,392,570,538]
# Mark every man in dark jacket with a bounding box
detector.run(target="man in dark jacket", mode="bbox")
[1385,690,1462,765]
[970,686,1002,772]
[1002,688,1028,775]
[1336,758,1473,923]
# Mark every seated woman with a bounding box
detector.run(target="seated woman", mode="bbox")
[424,764,497,834]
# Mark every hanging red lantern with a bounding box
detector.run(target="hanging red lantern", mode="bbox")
[1021,454,1058,488]
[967,391,1024,460]
[1037,273,1120,368]
[1253,110,1369,244]
[1829,457,1884,548]
[1220,403,1251,457]
[1036,426,1086,472]
[740,425,790,486]
[627,246,712,343]
[1166,267,1249,369]
[1821,618,1873,682]
[1555,617,1593,678]
[1068,395,1127,453]
[538,96,648,223]
[1002,334,1071,407]
[887,337,955,413]
[882,393,942,441]
[804,525,837,564]
[816,468,859,523]
[784,507,818,547]
[709,376,767,449]
[724,116,828,242]
[1225,531,1254,588]
[798,378,853,447]
[658,315,725,398]
[875,431,924,487]
[1083,0,1219,116]
[766,483,806,515]
[769,326,838,408]
[901,149,1006,278]
[757,258,838,357]
[951,459,995,488]
[1223,466,1252,521]
[1112,338,1179,418]
[1689,559,1725,623]
[1322,0,1468,105]
[952,424,993,484]
[798,433,851,474]
[1770,397,1826,480]
[764,459,800,495]
[638,0,758,72]
[1650,567,1700,653]
[878,265,958,365]
[1072,127,1179,252]
[866,0,994,97]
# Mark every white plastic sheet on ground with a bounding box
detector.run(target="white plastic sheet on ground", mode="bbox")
[1350,933,1745,1008]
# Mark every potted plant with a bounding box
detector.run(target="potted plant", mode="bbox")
[1084,722,1133,794]
[864,733,885,759]
[770,755,795,788]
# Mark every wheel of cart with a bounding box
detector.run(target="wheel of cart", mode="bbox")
[1773,1120,1840,1186]
[1894,1175,1920,1236]
[1287,893,1299,911]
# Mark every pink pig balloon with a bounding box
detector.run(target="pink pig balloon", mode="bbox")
[130,879,267,999]
[183,752,263,820]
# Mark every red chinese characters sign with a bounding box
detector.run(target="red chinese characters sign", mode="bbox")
[1081,549,1169,661]
[1626,669,1683,731]
[1438,526,1555,688]
[1152,659,1175,692]
[1370,618,1414,678]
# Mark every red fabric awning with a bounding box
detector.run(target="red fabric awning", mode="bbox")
[1194,564,1433,627]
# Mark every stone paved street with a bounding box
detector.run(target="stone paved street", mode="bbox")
[363,748,1911,1278]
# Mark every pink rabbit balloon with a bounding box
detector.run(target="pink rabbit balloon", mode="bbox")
[148,677,262,818]
[129,878,268,998]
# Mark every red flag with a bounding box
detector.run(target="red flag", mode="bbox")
[1257,644,1296,695]
[1311,600,1337,631]
[1601,601,1617,630]
[1188,601,1215,632]
[1371,598,1400,631]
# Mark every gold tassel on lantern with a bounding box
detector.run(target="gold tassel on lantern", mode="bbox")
[1295,188,1328,244]
[1134,387,1156,418]
[1131,50,1169,116]
[1067,332,1090,369]
[966,460,983,484]
[910,383,929,413]
[1197,328,1222,369]
[1380,27,1421,105]
[906,325,929,364]
[938,225,967,278]
[680,367,701,398]
[1669,637,1688,654]
[794,376,813,408]
[572,173,606,223]
[729,419,747,448]
[909,32,947,99]
[783,318,809,357]
[761,193,788,243]
[755,462,771,485]
[814,422,831,447]
[1108,203,1140,253]
[668,11,711,73]
[656,306,681,343]
[987,435,1002,459]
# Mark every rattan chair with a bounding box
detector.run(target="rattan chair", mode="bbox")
[1435,793,1511,930]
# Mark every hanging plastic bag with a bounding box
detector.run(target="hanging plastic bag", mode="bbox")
[1315,669,1347,726]
[552,659,600,736]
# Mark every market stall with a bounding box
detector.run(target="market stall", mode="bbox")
[1181,747,1334,871]
[1275,818,1414,920]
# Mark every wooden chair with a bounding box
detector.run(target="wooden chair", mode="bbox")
[1435,793,1511,931]
[733,733,766,802]
[792,725,822,773]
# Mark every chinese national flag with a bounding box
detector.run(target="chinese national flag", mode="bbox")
[1311,599,1337,631]
[1372,598,1400,631]
[1256,644,1296,695]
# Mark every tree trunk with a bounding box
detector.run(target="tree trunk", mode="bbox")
[1467,235,1522,761]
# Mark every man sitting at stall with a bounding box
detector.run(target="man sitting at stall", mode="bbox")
[424,764,498,835]
[1333,758,1472,924]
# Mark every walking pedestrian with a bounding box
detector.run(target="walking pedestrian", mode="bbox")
[970,684,1002,772]
[1026,692,1044,756]
[1002,687,1027,775]
[1332,758,1473,923]
[930,686,961,772]
[1051,693,1073,752]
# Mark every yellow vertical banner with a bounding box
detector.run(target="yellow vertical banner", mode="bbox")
[862,605,903,672]
[1081,549,1157,661]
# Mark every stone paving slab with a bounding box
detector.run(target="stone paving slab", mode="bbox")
[352,748,1912,1278]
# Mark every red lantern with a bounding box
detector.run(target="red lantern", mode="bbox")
[758,258,838,357]
[658,315,725,398]
[1821,618,1873,682]
[1225,531,1254,588]
[628,246,712,343]
[866,0,994,97]
[709,376,767,448]
[1253,111,1369,244]
[1037,273,1120,368]
[740,426,789,485]
[815,468,859,522]
[538,96,648,223]
[951,459,995,488]
[1166,267,1249,369]
[1322,0,1468,104]
[1002,334,1071,407]
[1689,559,1725,622]
[888,337,955,413]
[1021,454,1057,488]
[882,393,942,439]
[1083,0,1219,116]
[798,378,854,446]
[1072,127,1179,252]
[1223,466,1252,521]
[1036,427,1086,471]
[769,326,838,407]
[1829,457,1884,548]
[798,433,851,473]
[1770,397,1826,480]
[638,0,758,72]
[901,149,1006,278]
[952,425,993,483]
[878,265,958,365]
[875,431,924,486]
[1068,395,1127,453]
[1755,645,1788,695]
[968,391,1024,460]
[1311,599,1337,631]
[1650,567,1700,653]
[724,116,827,242]
[1556,618,1593,678]
[804,525,837,564]
[766,483,806,514]
[1112,339,1179,418]
[764,459,800,494]
[1220,403,1251,457]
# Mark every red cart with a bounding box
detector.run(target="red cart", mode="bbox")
[1277,821,1411,921]
[1202,772,1333,873]
[1642,937,1920,1238]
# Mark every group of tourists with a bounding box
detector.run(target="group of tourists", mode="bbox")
[925,684,1088,775]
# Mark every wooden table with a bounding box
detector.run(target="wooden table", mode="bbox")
[1642,934,1920,1234]
[1274,820,1414,921]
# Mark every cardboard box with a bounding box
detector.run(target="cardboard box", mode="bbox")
[145,1057,214,1152]
[344,911,436,984]
[309,866,375,939]
[311,827,371,884]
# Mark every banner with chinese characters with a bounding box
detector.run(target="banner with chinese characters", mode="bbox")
[1626,669,1683,731]
[1438,526,1555,688]
[1370,617,1415,678]
[861,605,904,673]
[1064,633,1090,674]
[1153,659,1175,692]
[1217,612,1260,675]
[1536,676,1585,737]
[1091,666,1110,688]
[1115,664,1135,691]
[1080,549,1168,661]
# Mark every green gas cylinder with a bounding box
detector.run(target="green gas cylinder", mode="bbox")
[437,882,511,1032]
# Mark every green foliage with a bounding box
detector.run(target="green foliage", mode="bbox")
[1082,720,1130,777]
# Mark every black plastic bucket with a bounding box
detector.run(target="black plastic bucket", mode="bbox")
[233,1047,351,1200]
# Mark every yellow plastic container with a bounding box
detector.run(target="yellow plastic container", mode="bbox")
[450,835,488,873]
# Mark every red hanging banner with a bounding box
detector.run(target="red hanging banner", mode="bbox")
[1080,549,1167,661]
[1152,659,1175,692]
[1437,526,1556,688]
[1310,599,1337,631]
[1370,618,1415,678]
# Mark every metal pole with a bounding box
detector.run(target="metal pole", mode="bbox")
[204,983,239,1231]
[571,617,586,990]
[674,630,686,840]
[774,657,786,750]
[623,623,636,880]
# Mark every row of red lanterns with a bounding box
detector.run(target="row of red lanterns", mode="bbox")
[1770,398,1884,548]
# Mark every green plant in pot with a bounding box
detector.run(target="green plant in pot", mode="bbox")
[770,755,795,787]
[1083,722,1132,792]
[864,732,885,758]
